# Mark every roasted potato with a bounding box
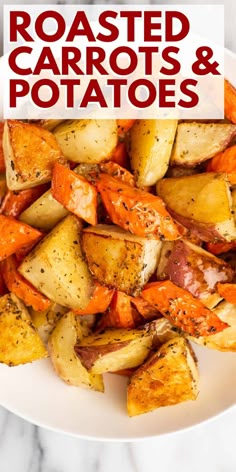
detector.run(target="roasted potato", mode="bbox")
[170,122,236,167]
[19,189,68,231]
[48,311,104,391]
[129,119,177,187]
[30,303,67,343]
[82,224,162,296]
[150,317,181,346]
[54,119,117,163]
[157,240,234,309]
[37,119,65,131]
[189,301,236,351]
[3,120,62,190]
[75,325,153,374]
[127,337,199,416]
[19,215,95,310]
[157,173,236,242]
[0,293,47,366]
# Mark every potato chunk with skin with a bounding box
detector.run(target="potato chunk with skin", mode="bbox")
[0,293,47,366]
[3,120,62,190]
[48,311,104,391]
[19,190,68,231]
[82,224,162,296]
[157,173,236,242]
[54,119,117,163]
[129,119,178,187]
[19,215,95,310]
[75,325,153,374]
[170,122,236,167]
[127,337,199,416]
[157,240,234,309]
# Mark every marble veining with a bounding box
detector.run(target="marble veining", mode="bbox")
[0,405,236,471]
[0,0,236,470]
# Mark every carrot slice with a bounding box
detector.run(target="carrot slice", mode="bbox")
[224,79,236,124]
[52,162,97,225]
[111,142,129,168]
[0,185,48,218]
[0,215,42,261]
[217,283,236,304]
[206,241,236,255]
[1,255,51,311]
[206,145,236,184]
[99,161,135,187]
[107,291,138,328]
[0,123,5,173]
[141,280,228,337]
[74,283,114,315]
[96,174,180,240]
[96,292,142,330]
[117,119,136,137]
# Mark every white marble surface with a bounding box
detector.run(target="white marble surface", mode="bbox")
[0,405,236,471]
[1,0,236,470]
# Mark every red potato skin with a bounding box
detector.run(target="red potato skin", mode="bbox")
[158,240,234,301]
[167,209,232,243]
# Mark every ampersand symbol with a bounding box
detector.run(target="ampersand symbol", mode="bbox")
[192,46,220,75]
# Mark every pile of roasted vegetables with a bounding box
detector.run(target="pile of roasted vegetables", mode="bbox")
[0,79,236,417]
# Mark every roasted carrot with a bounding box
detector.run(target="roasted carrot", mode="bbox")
[206,145,236,184]
[1,255,51,311]
[99,161,135,187]
[117,119,136,137]
[131,296,161,321]
[217,283,236,304]
[111,142,129,168]
[96,292,142,330]
[0,215,42,261]
[74,283,114,315]
[224,79,236,124]
[52,162,98,225]
[0,185,48,218]
[96,174,180,240]
[0,123,5,173]
[206,241,236,255]
[141,280,228,337]
[15,235,45,263]
[107,291,138,328]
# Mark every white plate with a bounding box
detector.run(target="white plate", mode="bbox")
[0,48,236,441]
